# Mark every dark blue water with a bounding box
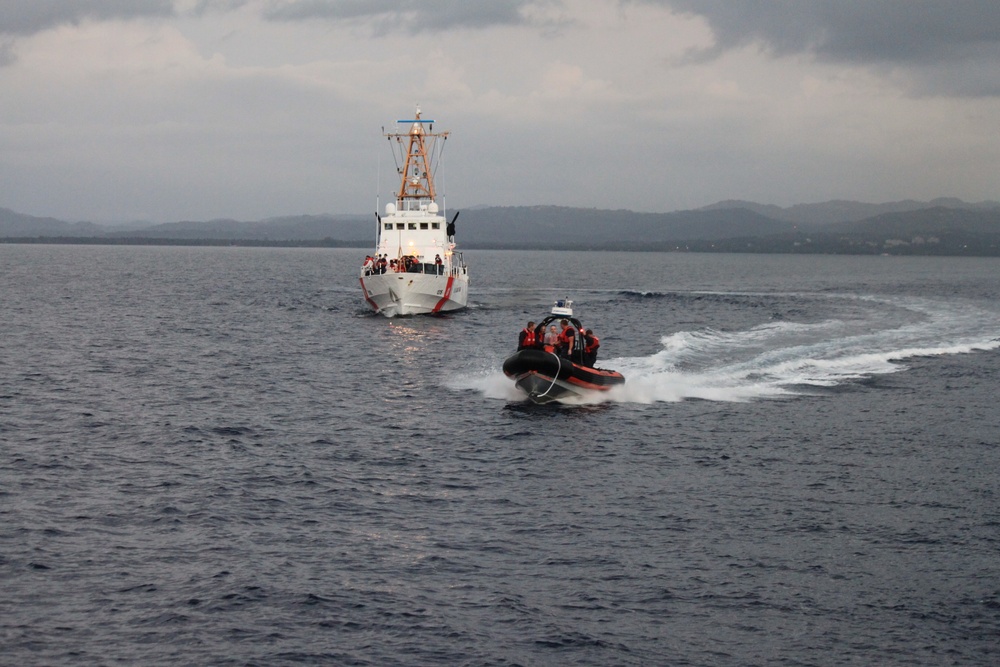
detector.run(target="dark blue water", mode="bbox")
[2,245,999,666]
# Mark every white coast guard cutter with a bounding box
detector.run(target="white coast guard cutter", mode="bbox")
[359,108,468,317]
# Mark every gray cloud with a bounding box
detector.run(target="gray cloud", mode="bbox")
[2,0,997,220]
[261,0,550,32]
[650,1,1000,63]
[643,1,1000,96]
[0,39,14,66]
[0,0,174,36]
[191,0,253,11]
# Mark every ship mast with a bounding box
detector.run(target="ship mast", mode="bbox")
[386,107,449,210]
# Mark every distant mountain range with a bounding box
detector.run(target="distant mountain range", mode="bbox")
[698,197,1000,225]
[3,198,1000,255]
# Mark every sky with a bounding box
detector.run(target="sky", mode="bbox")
[1,0,999,222]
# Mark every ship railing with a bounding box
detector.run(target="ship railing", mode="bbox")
[361,262,450,277]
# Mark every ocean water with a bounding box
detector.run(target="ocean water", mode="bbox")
[2,244,999,666]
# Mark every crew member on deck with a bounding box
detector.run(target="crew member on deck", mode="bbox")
[518,321,537,350]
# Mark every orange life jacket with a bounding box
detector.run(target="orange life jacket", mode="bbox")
[519,328,537,348]
[558,326,575,348]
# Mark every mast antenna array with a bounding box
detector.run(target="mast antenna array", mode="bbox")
[384,107,449,208]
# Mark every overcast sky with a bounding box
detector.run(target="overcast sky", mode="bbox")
[2,0,999,222]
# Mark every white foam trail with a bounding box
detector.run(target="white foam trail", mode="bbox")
[597,296,1000,404]
[444,367,525,401]
[457,295,1000,405]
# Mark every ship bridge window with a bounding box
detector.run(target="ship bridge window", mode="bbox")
[384,223,392,230]
[432,222,440,229]
[395,223,404,230]
[408,223,417,230]
[420,223,428,230]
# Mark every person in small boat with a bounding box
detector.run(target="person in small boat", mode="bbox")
[543,325,559,348]
[583,329,600,367]
[518,321,537,350]
[556,319,577,358]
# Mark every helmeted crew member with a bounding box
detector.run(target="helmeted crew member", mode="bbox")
[556,319,576,358]
[518,321,537,350]
[583,329,600,367]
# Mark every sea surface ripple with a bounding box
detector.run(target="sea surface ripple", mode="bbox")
[2,246,999,666]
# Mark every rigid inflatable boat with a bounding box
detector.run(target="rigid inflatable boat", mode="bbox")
[502,300,625,404]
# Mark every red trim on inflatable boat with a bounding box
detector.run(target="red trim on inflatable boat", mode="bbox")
[566,375,615,391]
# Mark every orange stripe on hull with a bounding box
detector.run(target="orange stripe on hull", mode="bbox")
[431,275,455,313]
[359,278,379,311]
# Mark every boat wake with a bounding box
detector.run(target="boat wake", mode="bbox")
[456,295,1000,405]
